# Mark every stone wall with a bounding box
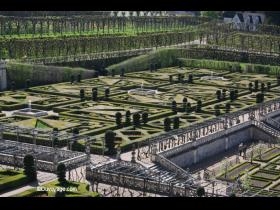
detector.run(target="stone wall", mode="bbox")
[165,125,274,168]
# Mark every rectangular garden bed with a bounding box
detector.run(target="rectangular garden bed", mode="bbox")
[217,161,260,182]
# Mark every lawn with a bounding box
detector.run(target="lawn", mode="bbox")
[0,169,30,193]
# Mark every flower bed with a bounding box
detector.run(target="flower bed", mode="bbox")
[251,170,280,181]
[217,162,260,182]
[254,147,280,162]
[249,178,272,189]
[270,182,280,191]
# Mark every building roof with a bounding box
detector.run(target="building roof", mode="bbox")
[258,16,262,24]
[223,11,236,18]
[249,15,253,24]
[237,13,244,22]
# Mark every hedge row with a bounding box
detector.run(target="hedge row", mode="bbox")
[6,61,96,89]
[3,132,67,147]
[106,48,183,74]
[107,47,280,75]
[178,58,280,75]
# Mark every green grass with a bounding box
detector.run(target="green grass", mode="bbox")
[0,169,30,193]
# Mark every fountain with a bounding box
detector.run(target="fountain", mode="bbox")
[200,71,229,81]
[128,82,158,95]
[12,99,49,117]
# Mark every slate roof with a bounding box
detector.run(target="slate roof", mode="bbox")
[249,15,253,24]
[223,11,236,18]
[237,13,244,22]
[258,16,262,24]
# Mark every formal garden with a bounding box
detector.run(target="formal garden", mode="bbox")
[1,58,280,155]
[216,145,280,196]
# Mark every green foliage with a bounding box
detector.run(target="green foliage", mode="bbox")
[171,100,177,113]
[107,48,185,74]
[182,97,188,111]
[256,93,264,103]
[142,112,149,125]
[105,88,110,98]
[201,11,221,19]
[214,105,221,116]
[23,155,37,181]
[80,89,85,101]
[196,187,205,197]
[92,89,98,101]
[216,90,222,101]
[125,110,131,126]
[115,112,122,127]
[254,80,259,91]
[186,102,192,113]
[225,103,231,113]
[105,130,116,155]
[188,74,193,83]
[173,117,180,129]
[164,118,171,132]
[57,163,67,185]
[196,100,202,112]
[133,113,141,127]
[0,170,30,193]
[6,61,96,88]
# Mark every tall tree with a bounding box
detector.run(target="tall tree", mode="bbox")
[57,163,67,185]
[23,154,37,181]
[115,112,122,127]
[77,74,82,83]
[171,100,177,113]
[214,105,221,116]
[92,89,98,101]
[164,118,171,132]
[267,82,271,91]
[105,130,116,155]
[142,112,149,125]
[222,89,227,100]
[225,103,231,113]
[256,93,264,103]
[133,113,141,127]
[229,90,235,102]
[80,89,85,101]
[105,88,110,99]
[254,80,259,91]
[186,102,192,113]
[261,83,266,92]
[188,74,193,83]
[125,110,131,125]
[249,82,253,93]
[196,100,202,112]
[182,97,188,112]
[196,186,205,197]
[216,90,222,101]
[173,117,180,129]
